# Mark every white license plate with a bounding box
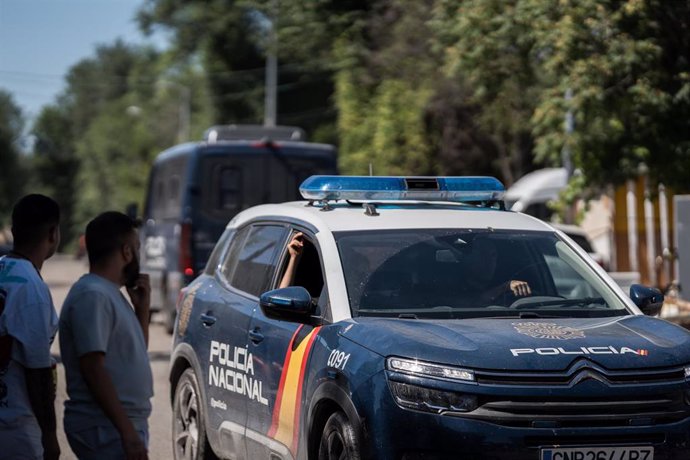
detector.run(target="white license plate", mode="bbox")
[540,446,654,460]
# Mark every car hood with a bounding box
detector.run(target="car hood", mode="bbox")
[339,316,690,371]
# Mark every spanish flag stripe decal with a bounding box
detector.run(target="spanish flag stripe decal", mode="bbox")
[268,325,321,455]
[267,324,303,438]
[291,328,320,453]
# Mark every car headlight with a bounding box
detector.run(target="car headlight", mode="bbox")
[685,366,690,380]
[386,357,475,383]
[388,381,479,414]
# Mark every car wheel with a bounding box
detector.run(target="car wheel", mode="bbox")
[318,411,361,460]
[173,368,216,460]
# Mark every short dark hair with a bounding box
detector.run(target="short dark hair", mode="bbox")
[11,194,60,247]
[85,211,140,266]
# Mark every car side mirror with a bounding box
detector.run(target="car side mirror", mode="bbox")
[260,286,314,323]
[630,284,664,316]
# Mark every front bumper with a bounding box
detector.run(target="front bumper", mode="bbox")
[356,373,690,460]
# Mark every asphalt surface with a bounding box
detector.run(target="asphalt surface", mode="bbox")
[45,254,174,459]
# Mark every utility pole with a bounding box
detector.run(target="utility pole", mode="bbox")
[562,88,574,178]
[264,0,278,127]
[562,88,575,224]
[178,85,191,143]
[156,80,191,143]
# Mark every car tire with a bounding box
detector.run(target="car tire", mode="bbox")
[318,411,361,460]
[173,368,217,460]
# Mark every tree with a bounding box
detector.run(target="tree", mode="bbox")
[0,90,28,226]
[528,0,690,191]
[435,0,690,191]
[32,106,80,249]
[329,0,441,175]
[431,0,543,185]
[137,0,338,140]
[30,40,206,245]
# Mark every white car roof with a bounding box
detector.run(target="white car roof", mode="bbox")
[227,201,556,234]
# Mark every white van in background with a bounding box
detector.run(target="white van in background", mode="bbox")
[504,167,567,219]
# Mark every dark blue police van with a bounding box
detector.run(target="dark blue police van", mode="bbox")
[140,125,337,332]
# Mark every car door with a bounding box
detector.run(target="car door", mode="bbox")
[244,228,326,459]
[206,223,288,459]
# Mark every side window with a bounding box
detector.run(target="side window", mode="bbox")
[278,231,325,299]
[220,226,250,282]
[544,254,596,298]
[230,225,288,297]
[204,228,235,275]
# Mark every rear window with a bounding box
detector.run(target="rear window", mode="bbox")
[198,144,337,221]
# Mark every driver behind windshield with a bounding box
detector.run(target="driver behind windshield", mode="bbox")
[462,236,532,305]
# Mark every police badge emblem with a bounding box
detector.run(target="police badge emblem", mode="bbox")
[512,322,586,340]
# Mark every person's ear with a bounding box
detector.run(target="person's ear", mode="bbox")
[122,242,134,262]
[47,225,59,245]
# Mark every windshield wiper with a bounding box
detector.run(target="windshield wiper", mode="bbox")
[511,297,606,309]
[489,312,566,319]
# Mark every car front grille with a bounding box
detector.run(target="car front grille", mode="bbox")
[474,358,686,386]
[454,359,690,428]
[455,392,689,428]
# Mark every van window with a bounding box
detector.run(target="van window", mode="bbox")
[524,202,553,220]
[230,225,288,297]
[147,154,189,221]
[168,175,181,215]
[201,155,265,221]
[219,167,242,210]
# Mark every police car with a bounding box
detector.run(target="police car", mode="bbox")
[170,176,690,460]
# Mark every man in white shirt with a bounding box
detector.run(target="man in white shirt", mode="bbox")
[0,194,61,459]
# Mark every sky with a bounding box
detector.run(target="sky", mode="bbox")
[0,0,168,123]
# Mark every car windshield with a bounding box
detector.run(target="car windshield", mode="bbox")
[335,229,629,319]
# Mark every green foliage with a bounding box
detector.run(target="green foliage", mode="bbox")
[30,41,212,245]
[525,0,690,191]
[138,0,337,134]
[32,105,80,249]
[18,0,690,246]
[74,98,153,224]
[332,0,441,175]
[433,0,551,184]
[0,90,28,226]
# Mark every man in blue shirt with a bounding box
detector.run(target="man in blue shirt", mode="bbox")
[60,211,152,460]
[0,194,61,460]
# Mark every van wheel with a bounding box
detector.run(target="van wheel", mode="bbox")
[318,412,361,460]
[173,369,217,460]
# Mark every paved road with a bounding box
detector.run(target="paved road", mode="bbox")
[45,254,174,459]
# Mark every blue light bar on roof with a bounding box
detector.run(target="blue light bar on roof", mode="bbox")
[299,176,505,203]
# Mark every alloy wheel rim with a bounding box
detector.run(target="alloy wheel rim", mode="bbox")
[174,380,200,459]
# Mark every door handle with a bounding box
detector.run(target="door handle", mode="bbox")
[200,313,217,327]
[249,328,264,344]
